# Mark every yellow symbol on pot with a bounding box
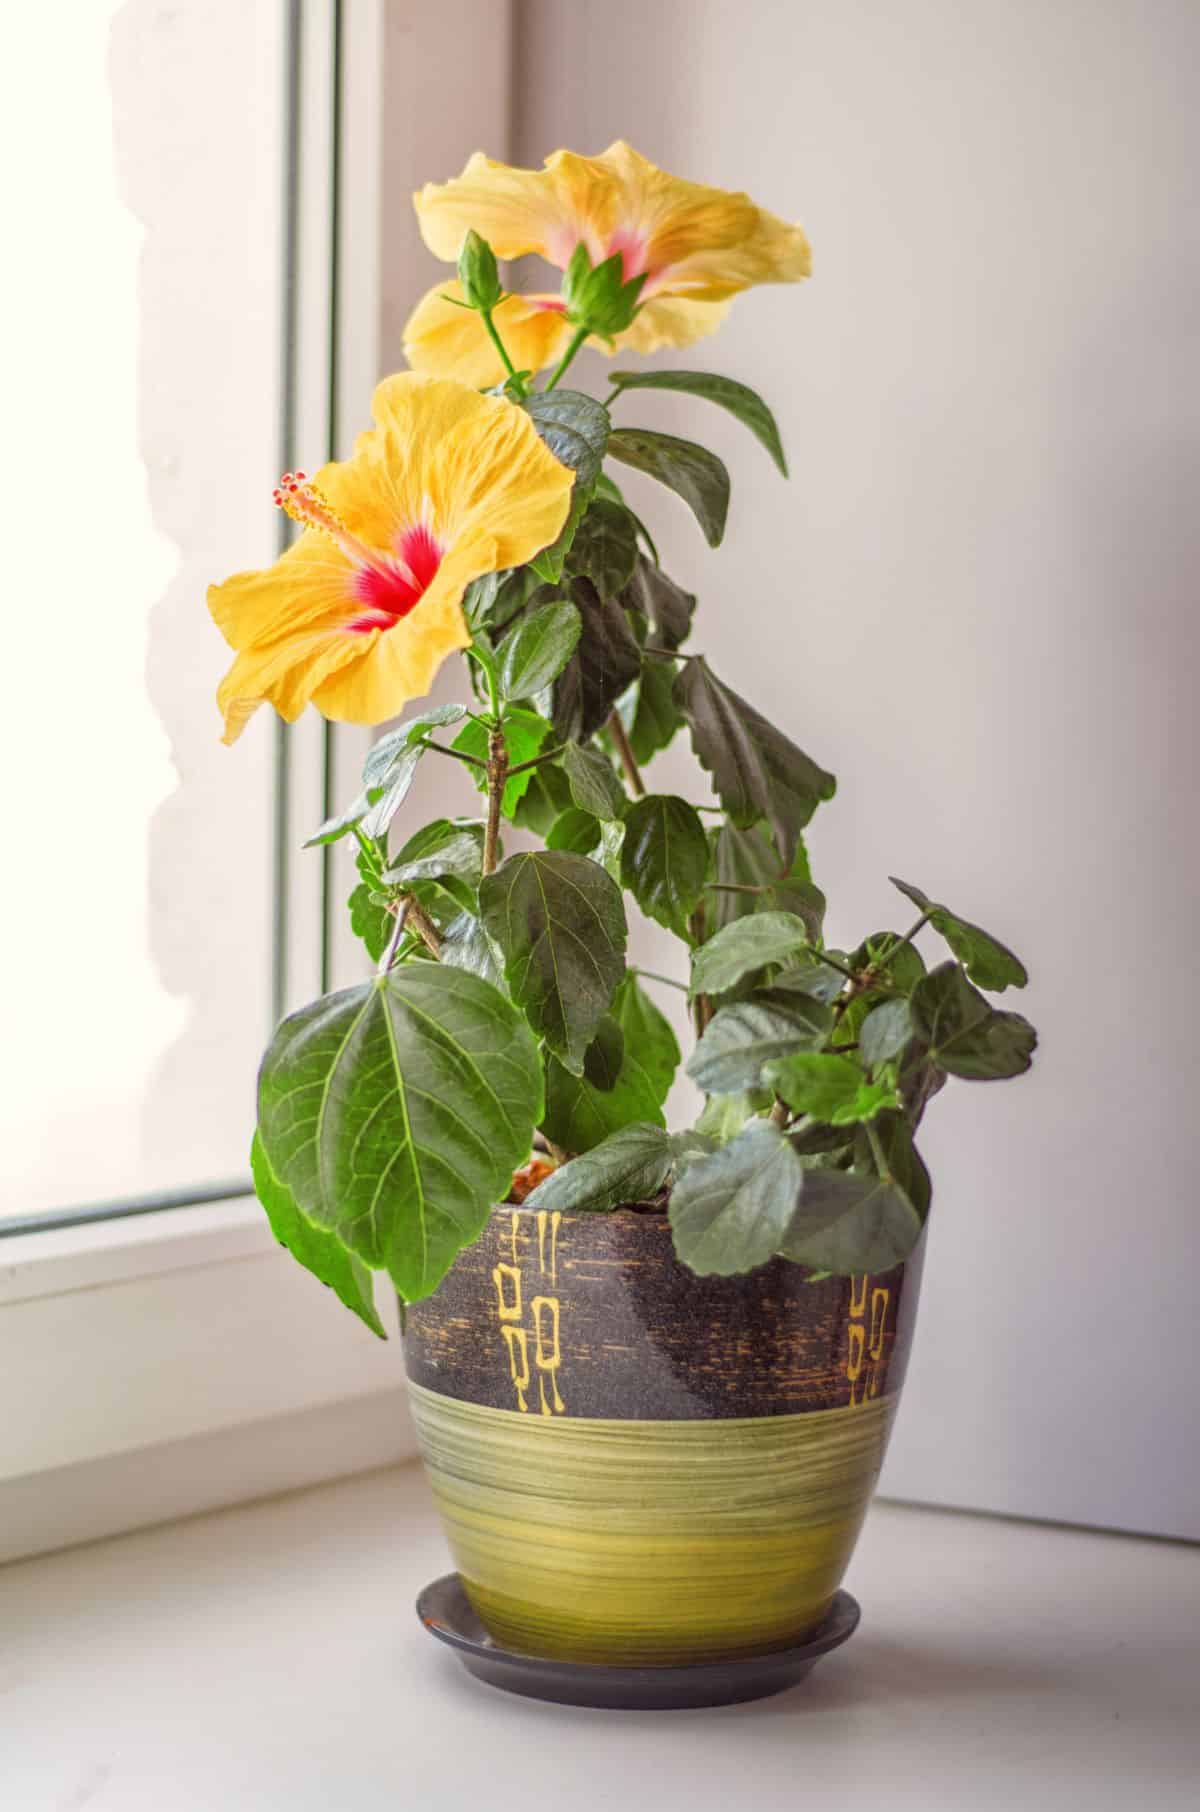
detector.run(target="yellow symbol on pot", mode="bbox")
[492,1262,522,1322]
[846,1274,891,1408]
[499,1325,531,1414]
[531,1296,565,1416]
[536,1209,562,1286]
[491,1215,568,1416]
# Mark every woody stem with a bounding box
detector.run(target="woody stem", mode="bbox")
[606,710,646,798]
[483,727,507,877]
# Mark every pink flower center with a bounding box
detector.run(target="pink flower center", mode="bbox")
[273,475,444,635]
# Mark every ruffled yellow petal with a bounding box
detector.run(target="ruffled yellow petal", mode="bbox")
[403,282,574,387]
[414,151,568,262]
[210,374,573,743]
[610,294,733,356]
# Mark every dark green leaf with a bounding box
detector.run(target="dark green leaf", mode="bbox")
[546,807,602,855]
[608,369,788,476]
[764,1052,897,1125]
[675,659,836,866]
[439,911,504,990]
[612,972,680,1102]
[854,1111,932,1220]
[566,495,639,599]
[620,553,695,649]
[526,1123,675,1214]
[452,707,550,819]
[890,877,1029,991]
[620,795,708,937]
[780,1167,925,1273]
[690,909,812,998]
[540,973,678,1152]
[256,966,542,1303]
[859,998,914,1068]
[385,820,483,887]
[709,823,824,939]
[251,1133,386,1338]
[561,742,626,820]
[498,600,581,702]
[759,961,847,1007]
[687,997,833,1095]
[624,658,683,765]
[523,389,610,488]
[479,850,627,1072]
[551,577,642,740]
[582,1014,624,1089]
[850,930,927,994]
[909,962,1037,1081]
[511,759,572,835]
[607,427,730,546]
[467,565,543,631]
[669,1120,803,1275]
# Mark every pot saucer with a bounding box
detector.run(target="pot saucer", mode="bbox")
[415,1573,860,1710]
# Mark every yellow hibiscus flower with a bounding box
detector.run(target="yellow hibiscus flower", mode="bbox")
[209,374,573,744]
[406,140,810,382]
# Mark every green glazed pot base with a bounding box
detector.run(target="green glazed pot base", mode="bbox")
[408,1380,895,1665]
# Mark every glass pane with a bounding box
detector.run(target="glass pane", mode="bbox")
[0,2,285,1220]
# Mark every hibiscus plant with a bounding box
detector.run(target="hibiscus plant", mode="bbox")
[211,144,1037,1336]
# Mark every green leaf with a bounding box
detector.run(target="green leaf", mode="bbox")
[854,1111,932,1220]
[479,850,627,1073]
[498,600,581,702]
[385,819,483,887]
[551,577,643,740]
[561,741,626,820]
[566,495,639,599]
[764,1052,898,1125]
[687,997,833,1095]
[525,1123,676,1214]
[669,1120,803,1276]
[338,704,468,844]
[540,973,678,1153]
[612,971,680,1102]
[347,859,393,962]
[546,807,602,855]
[675,658,836,866]
[361,704,467,789]
[256,966,542,1303]
[452,707,550,819]
[690,909,812,999]
[909,961,1037,1081]
[620,553,695,649]
[526,491,585,584]
[709,823,825,939]
[694,1090,767,1145]
[466,565,543,631]
[607,427,730,546]
[582,1013,625,1089]
[511,759,572,835]
[890,877,1028,991]
[251,1133,386,1338]
[439,911,504,990]
[859,998,914,1068]
[780,1168,925,1274]
[759,961,847,1007]
[623,658,683,765]
[305,790,373,849]
[850,930,927,994]
[619,795,708,937]
[608,369,788,476]
[523,389,610,488]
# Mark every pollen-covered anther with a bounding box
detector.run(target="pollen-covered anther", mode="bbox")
[271,470,347,542]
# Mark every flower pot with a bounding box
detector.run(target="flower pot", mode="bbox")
[402,1203,924,1668]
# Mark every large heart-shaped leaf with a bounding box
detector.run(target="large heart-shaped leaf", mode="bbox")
[250,1133,385,1338]
[498,600,581,702]
[910,962,1037,1080]
[607,428,730,546]
[780,1167,925,1274]
[523,389,610,487]
[256,965,542,1303]
[479,850,627,1072]
[687,997,833,1095]
[551,577,643,741]
[675,659,835,867]
[525,1122,677,1214]
[689,909,812,998]
[890,877,1028,991]
[669,1120,803,1276]
[620,794,708,937]
[608,369,788,476]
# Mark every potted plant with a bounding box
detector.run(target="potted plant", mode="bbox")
[210,142,1037,1707]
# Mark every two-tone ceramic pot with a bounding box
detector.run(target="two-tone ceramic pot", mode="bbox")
[403,1203,924,1667]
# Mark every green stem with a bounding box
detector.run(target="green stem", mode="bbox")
[865,1119,893,1182]
[543,324,589,391]
[606,709,646,798]
[813,948,857,980]
[631,967,689,994]
[417,737,487,771]
[376,900,411,976]
[480,304,524,394]
[505,743,567,778]
[876,911,933,968]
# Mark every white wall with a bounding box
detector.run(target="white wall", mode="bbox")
[508,0,1200,1537]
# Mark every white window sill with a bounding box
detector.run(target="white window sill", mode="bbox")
[3,1467,1197,1810]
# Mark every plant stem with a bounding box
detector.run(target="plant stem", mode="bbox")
[417,737,487,771]
[483,726,507,876]
[479,304,524,393]
[632,967,689,993]
[602,385,622,409]
[543,323,589,392]
[688,906,712,1037]
[813,948,857,979]
[769,1098,791,1129]
[402,894,443,958]
[876,911,933,968]
[376,900,411,976]
[606,709,646,797]
[505,743,566,777]
[865,1119,893,1182]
